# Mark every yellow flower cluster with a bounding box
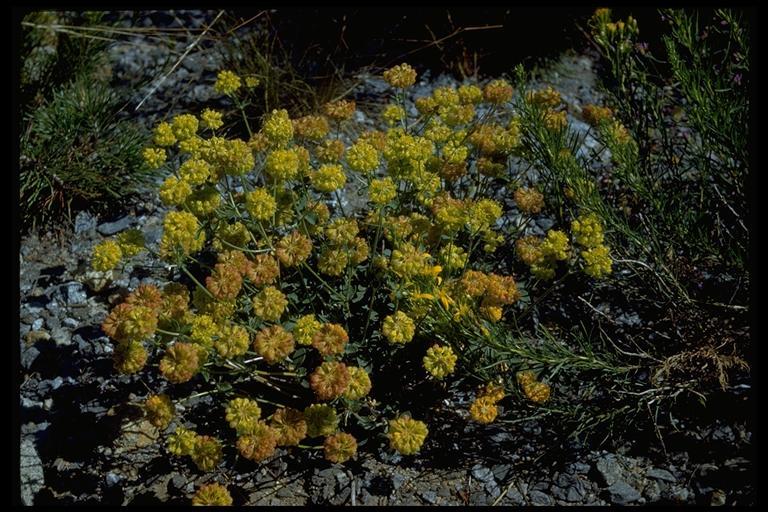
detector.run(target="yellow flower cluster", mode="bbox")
[92,239,123,271]
[382,104,406,126]
[346,141,380,174]
[571,213,612,278]
[270,407,307,446]
[293,314,322,346]
[312,323,349,356]
[263,109,294,146]
[214,70,241,96]
[383,63,417,88]
[304,404,339,437]
[142,147,166,169]
[382,311,416,344]
[253,325,295,364]
[172,114,199,140]
[311,164,346,193]
[310,361,350,400]
[192,483,232,506]
[154,122,176,147]
[201,108,224,130]
[144,394,174,429]
[324,99,356,122]
[517,370,551,404]
[324,432,358,463]
[514,187,545,214]
[245,187,277,221]
[368,177,397,205]
[343,367,372,400]
[582,104,613,126]
[293,114,330,141]
[483,79,514,104]
[423,344,457,379]
[225,397,262,434]
[160,211,205,260]
[387,415,428,455]
[526,86,561,107]
[469,383,506,424]
[252,286,288,322]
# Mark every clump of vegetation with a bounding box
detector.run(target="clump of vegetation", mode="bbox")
[19,11,152,228]
[89,8,749,504]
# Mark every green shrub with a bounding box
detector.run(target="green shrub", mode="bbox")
[19,11,152,229]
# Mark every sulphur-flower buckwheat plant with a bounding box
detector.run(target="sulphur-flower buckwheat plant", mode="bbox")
[93,60,620,483]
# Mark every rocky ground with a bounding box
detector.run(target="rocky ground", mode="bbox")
[18,10,753,506]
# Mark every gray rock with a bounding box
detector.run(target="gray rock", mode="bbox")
[644,480,662,502]
[596,454,624,486]
[606,481,641,505]
[529,490,553,506]
[419,490,438,504]
[106,472,122,487]
[21,421,50,435]
[63,317,79,328]
[20,437,44,505]
[21,346,40,369]
[667,487,690,503]
[391,473,407,490]
[74,211,98,234]
[506,487,525,505]
[471,464,495,483]
[97,215,133,235]
[646,467,676,482]
[492,464,511,481]
[64,282,88,304]
[51,327,72,346]
[567,486,585,502]
[31,318,44,331]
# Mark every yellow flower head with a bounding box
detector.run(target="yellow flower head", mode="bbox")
[245,187,277,221]
[323,99,356,122]
[311,323,349,356]
[168,426,198,456]
[225,398,262,434]
[483,79,513,104]
[383,63,417,88]
[159,342,200,383]
[324,432,358,463]
[153,121,176,147]
[571,213,605,248]
[382,311,416,344]
[347,141,380,174]
[469,395,498,424]
[581,244,612,278]
[311,164,346,193]
[142,147,166,169]
[310,361,350,401]
[92,239,123,271]
[237,422,278,461]
[159,176,193,206]
[172,114,199,141]
[159,210,206,260]
[514,187,545,214]
[214,70,241,96]
[252,286,288,322]
[458,84,484,105]
[265,148,300,182]
[369,177,398,206]
[293,114,330,141]
[214,322,249,358]
[343,366,372,400]
[526,86,561,108]
[263,109,294,146]
[144,394,174,429]
[112,341,149,375]
[582,104,613,126]
[293,314,322,346]
[179,158,211,186]
[192,483,232,506]
[304,404,339,437]
[270,407,307,446]
[191,435,223,472]
[423,345,457,379]
[275,231,313,267]
[253,325,295,364]
[200,108,224,130]
[382,104,406,126]
[387,415,428,455]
